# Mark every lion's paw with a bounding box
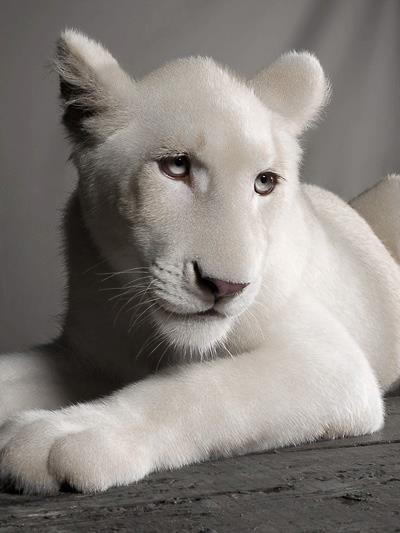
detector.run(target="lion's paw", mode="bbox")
[0,407,152,494]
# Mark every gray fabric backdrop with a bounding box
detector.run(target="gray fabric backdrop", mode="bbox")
[1,0,399,352]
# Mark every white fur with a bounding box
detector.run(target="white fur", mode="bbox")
[251,50,331,135]
[0,30,399,495]
[62,29,117,69]
[350,174,400,263]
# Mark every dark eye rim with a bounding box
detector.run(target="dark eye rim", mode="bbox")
[254,171,283,196]
[158,154,191,180]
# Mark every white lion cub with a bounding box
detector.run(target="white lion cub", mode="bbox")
[0,30,399,495]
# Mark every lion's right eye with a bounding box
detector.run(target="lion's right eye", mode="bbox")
[159,155,191,180]
[254,171,280,196]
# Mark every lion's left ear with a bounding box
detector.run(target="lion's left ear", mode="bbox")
[54,29,135,146]
[249,51,330,136]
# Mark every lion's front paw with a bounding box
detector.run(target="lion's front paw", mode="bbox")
[0,410,68,494]
[0,407,153,494]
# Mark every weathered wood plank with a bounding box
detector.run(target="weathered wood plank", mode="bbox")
[0,397,399,532]
[1,442,399,531]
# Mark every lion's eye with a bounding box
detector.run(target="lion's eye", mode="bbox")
[159,155,191,179]
[254,171,280,196]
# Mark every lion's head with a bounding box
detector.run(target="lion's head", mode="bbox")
[56,30,329,355]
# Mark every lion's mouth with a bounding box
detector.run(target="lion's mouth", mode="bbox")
[156,305,225,320]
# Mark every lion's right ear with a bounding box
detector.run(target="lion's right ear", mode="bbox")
[54,29,135,145]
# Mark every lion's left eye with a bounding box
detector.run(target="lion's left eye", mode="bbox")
[159,155,191,180]
[254,171,280,196]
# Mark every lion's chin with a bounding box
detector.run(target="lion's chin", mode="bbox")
[152,307,233,356]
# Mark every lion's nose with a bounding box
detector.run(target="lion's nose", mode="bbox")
[193,262,249,300]
[204,277,249,299]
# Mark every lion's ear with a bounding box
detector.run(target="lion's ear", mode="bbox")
[54,29,135,145]
[249,51,330,136]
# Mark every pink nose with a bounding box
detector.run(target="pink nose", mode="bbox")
[205,278,249,299]
[193,262,249,300]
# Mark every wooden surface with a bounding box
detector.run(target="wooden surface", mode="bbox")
[1,396,399,532]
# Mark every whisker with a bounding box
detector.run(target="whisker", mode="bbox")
[115,278,157,325]
[155,342,170,372]
[146,335,168,362]
[83,258,108,275]
[100,276,153,292]
[245,308,266,342]
[112,293,139,327]
[98,267,150,282]
[221,339,235,360]
[106,280,153,301]
[126,296,160,314]
[135,327,166,360]
[134,278,156,307]
[128,300,160,333]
